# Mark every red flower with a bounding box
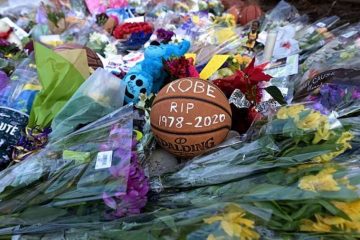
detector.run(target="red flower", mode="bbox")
[213,58,271,103]
[164,57,199,81]
[113,22,154,39]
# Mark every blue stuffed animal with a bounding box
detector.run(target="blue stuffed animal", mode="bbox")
[123,40,191,104]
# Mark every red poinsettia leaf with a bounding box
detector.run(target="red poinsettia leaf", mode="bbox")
[243,58,256,75]
[242,58,272,84]
[249,69,272,83]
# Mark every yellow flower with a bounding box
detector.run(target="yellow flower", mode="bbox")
[312,153,337,163]
[301,214,360,233]
[338,177,357,191]
[204,204,260,240]
[296,111,326,130]
[298,168,340,192]
[332,200,360,221]
[234,54,252,68]
[337,132,353,150]
[300,200,360,233]
[312,122,331,144]
[300,216,332,232]
[276,105,305,120]
[312,131,353,163]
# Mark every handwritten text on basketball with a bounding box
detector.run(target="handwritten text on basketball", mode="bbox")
[158,114,226,128]
[166,79,216,98]
[170,102,194,113]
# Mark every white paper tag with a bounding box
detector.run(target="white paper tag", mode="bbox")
[316,22,326,28]
[1,17,29,40]
[264,54,299,78]
[342,30,358,39]
[95,151,113,169]
[124,16,145,23]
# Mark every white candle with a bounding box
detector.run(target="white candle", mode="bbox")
[263,30,278,62]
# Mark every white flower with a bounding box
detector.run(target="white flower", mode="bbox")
[90,32,108,45]
[104,42,117,55]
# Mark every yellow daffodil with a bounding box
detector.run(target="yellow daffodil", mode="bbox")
[298,168,340,192]
[276,105,305,120]
[301,213,360,233]
[296,111,326,130]
[337,132,353,150]
[312,153,336,163]
[300,216,331,232]
[312,131,353,163]
[312,122,331,144]
[332,200,360,221]
[204,204,259,240]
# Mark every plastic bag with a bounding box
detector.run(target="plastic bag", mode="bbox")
[0,105,135,231]
[50,68,126,141]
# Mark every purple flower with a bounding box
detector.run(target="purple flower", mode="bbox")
[0,39,10,47]
[352,88,360,99]
[156,28,174,42]
[103,151,149,219]
[313,101,329,115]
[319,84,343,110]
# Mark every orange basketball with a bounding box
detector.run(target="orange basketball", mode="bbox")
[239,4,262,26]
[150,78,232,158]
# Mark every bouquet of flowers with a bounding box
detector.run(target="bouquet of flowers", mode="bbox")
[0,105,150,233]
[151,105,352,190]
[292,22,360,101]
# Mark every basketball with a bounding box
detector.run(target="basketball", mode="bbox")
[55,44,103,70]
[150,78,232,158]
[239,4,262,26]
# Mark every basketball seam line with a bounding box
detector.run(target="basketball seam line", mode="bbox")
[151,123,231,135]
[152,96,232,117]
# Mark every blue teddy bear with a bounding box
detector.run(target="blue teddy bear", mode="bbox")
[123,40,191,104]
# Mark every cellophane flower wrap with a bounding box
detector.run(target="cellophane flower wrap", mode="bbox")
[0,105,149,233]
[50,68,126,141]
[154,105,352,189]
[292,22,360,101]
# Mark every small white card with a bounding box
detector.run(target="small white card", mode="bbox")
[265,54,299,78]
[124,16,145,23]
[95,151,113,170]
[342,30,358,39]
[1,17,29,40]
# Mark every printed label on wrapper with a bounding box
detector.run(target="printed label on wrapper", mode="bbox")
[297,68,360,99]
[0,107,28,160]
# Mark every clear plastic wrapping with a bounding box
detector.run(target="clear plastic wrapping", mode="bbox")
[157,105,352,189]
[0,105,135,231]
[50,68,126,141]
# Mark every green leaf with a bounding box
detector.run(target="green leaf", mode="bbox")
[19,206,67,224]
[265,86,287,105]
[318,200,352,221]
